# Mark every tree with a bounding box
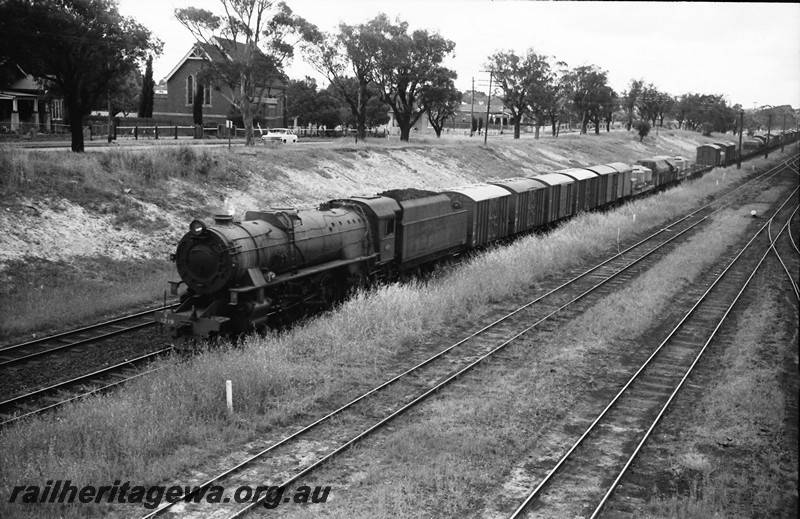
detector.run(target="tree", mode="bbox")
[420,68,461,137]
[542,61,573,137]
[636,83,671,128]
[285,77,320,126]
[175,0,312,146]
[584,84,617,134]
[622,79,644,131]
[540,62,568,137]
[365,95,390,129]
[561,65,610,135]
[302,21,376,141]
[285,78,352,130]
[656,92,673,128]
[487,49,553,139]
[363,14,456,142]
[0,0,159,151]
[602,88,619,132]
[138,54,155,118]
[193,83,204,127]
[633,120,650,142]
[674,93,696,130]
[678,93,737,134]
[313,87,344,129]
[751,105,797,135]
[93,67,142,117]
[105,68,142,117]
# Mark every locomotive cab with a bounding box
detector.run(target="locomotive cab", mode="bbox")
[327,196,401,264]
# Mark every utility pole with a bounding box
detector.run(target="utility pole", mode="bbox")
[107,92,112,144]
[106,59,112,144]
[765,113,772,159]
[484,71,493,145]
[737,110,743,169]
[470,77,475,137]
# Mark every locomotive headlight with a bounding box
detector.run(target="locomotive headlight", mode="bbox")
[189,219,207,235]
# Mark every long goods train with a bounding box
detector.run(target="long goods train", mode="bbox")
[155,133,799,347]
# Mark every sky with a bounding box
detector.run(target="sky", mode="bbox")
[116,0,800,110]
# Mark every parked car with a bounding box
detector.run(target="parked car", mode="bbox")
[261,128,298,144]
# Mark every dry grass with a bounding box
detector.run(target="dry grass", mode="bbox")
[0,151,775,518]
[1,145,232,189]
[0,261,174,338]
[644,285,796,518]
[0,137,792,517]
[294,206,755,518]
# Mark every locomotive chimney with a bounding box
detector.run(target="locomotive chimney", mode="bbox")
[214,214,234,226]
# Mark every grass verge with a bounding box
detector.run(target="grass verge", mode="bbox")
[0,256,174,338]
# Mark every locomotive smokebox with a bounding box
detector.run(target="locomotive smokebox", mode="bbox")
[175,218,281,295]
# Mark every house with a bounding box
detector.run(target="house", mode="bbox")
[453,96,512,129]
[152,37,286,127]
[0,60,61,132]
[383,94,512,136]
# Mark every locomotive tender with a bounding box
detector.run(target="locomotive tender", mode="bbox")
[156,136,798,347]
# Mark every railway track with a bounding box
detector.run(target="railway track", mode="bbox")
[769,208,800,301]
[0,347,173,427]
[0,303,176,368]
[508,186,799,518]
[137,157,797,518]
[0,303,179,426]
[767,167,800,301]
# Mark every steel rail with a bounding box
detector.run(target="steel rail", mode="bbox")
[509,186,799,518]
[589,193,799,519]
[768,205,800,301]
[0,303,177,368]
[140,156,793,518]
[0,347,173,427]
[1,304,173,351]
[788,210,800,255]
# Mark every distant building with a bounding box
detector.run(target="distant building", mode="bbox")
[455,98,511,127]
[382,94,513,135]
[152,37,286,126]
[0,61,61,132]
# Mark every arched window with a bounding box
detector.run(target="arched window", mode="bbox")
[186,75,194,105]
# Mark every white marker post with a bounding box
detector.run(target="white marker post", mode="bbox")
[226,380,233,415]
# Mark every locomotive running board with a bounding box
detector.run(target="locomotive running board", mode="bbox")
[228,254,379,297]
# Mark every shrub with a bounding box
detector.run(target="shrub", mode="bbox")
[634,120,651,142]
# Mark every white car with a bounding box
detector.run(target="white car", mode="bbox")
[261,128,298,144]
